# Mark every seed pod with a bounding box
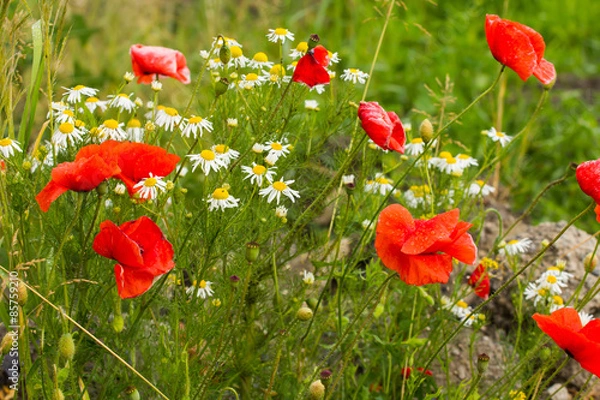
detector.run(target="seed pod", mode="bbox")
[17,283,28,306]
[296,305,313,322]
[58,333,75,360]
[309,380,325,400]
[112,315,125,333]
[419,119,434,143]
[245,242,260,263]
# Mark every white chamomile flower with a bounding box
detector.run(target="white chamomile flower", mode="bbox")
[109,93,137,113]
[404,185,431,208]
[259,178,300,204]
[364,173,395,196]
[114,183,127,195]
[305,100,319,111]
[228,46,249,68]
[579,311,594,327]
[328,51,341,64]
[549,295,565,312]
[239,72,268,89]
[341,68,369,84]
[212,144,239,167]
[524,282,548,306]
[455,154,479,168]
[227,118,238,128]
[0,138,22,158]
[63,85,99,103]
[52,122,85,148]
[449,299,472,320]
[302,270,315,285]
[429,152,464,175]
[84,97,108,113]
[186,279,215,299]
[188,150,227,175]
[275,205,288,219]
[264,138,291,165]
[252,143,265,154]
[242,163,276,186]
[361,219,374,230]
[208,57,224,70]
[287,61,298,72]
[207,187,240,212]
[404,138,426,156]
[342,174,355,186]
[484,127,512,147]
[309,84,327,94]
[537,271,568,295]
[212,36,242,49]
[266,27,295,43]
[181,115,213,138]
[542,264,573,284]
[123,71,135,82]
[467,180,495,197]
[99,119,128,141]
[289,42,308,60]
[462,313,485,328]
[499,238,532,256]
[133,173,167,200]
[150,80,162,92]
[155,107,183,132]
[265,64,291,87]
[249,52,274,70]
[126,118,144,142]
[30,142,55,172]
[54,108,76,124]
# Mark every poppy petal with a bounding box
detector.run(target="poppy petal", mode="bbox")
[114,264,156,299]
[358,102,406,153]
[397,253,454,286]
[130,44,191,85]
[93,220,145,268]
[292,45,331,88]
[441,231,477,265]
[402,209,459,255]
[120,216,175,276]
[576,159,600,204]
[35,181,68,213]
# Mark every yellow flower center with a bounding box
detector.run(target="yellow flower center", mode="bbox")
[291,61,298,68]
[252,165,266,175]
[270,64,285,76]
[0,138,12,146]
[214,144,228,154]
[144,177,157,187]
[273,181,287,192]
[73,85,85,90]
[349,68,358,73]
[86,97,99,103]
[75,120,85,128]
[296,42,308,52]
[552,295,563,305]
[189,116,203,124]
[253,52,268,62]
[458,154,471,160]
[537,288,547,296]
[476,180,484,186]
[496,131,505,138]
[548,267,560,272]
[59,122,74,134]
[103,119,119,130]
[546,275,558,284]
[410,138,423,144]
[156,105,165,111]
[63,109,74,117]
[200,150,216,161]
[508,240,519,245]
[199,280,207,288]
[127,118,141,128]
[212,188,229,200]
[445,157,457,164]
[246,73,259,82]
[164,107,179,116]
[375,177,390,185]
[274,28,288,35]
[439,151,452,159]
[231,46,243,58]
[456,300,468,308]
[118,93,129,98]
[270,142,283,151]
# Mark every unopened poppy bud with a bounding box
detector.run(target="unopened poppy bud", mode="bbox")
[320,369,332,381]
[230,275,240,284]
[96,181,109,196]
[18,283,27,306]
[543,76,556,91]
[219,44,231,65]
[417,286,434,306]
[113,206,121,214]
[374,303,384,318]
[58,333,75,360]
[584,253,598,273]
[477,353,489,375]
[296,304,313,321]
[308,34,320,50]
[309,379,325,399]
[419,119,434,143]
[53,388,65,400]
[125,386,140,400]
[1,333,14,354]
[112,315,124,333]
[215,78,229,97]
[306,297,318,310]
[245,242,260,263]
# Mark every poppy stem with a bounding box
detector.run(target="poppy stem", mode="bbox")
[419,201,595,382]
[268,78,293,122]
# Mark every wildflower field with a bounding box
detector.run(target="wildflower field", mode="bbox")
[2,0,600,399]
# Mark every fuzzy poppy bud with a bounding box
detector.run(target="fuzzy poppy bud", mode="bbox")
[58,333,75,360]
[245,242,260,263]
[296,304,313,321]
[112,315,124,333]
[96,181,109,196]
[17,283,27,306]
[477,353,489,375]
[308,34,320,50]
[309,380,325,400]
[53,388,65,400]
[125,386,141,400]
[584,253,598,273]
[215,78,229,97]
[419,119,434,143]
[320,369,332,381]
[1,333,14,354]
[219,45,231,65]
[306,297,318,310]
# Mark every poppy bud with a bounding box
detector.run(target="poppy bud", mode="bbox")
[584,253,598,273]
[477,353,489,375]
[245,242,260,263]
[306,297,318,310]
[230,275,240,284]
[215,78,229,97]
[125,386,141,400]
[112,315,124,333]
[219,44,231,65]
[374,303,384,318]
[296,304,313,321]
[1,333,14,354]
[419,119,434,143]
[96,181,109,196]
[308,34,320,50]
[53,388,65,400]
[58,333,75,360]
[309,380,325,400]
[18,283,27,306]
[22,160,32,170]
[320,369,332,381]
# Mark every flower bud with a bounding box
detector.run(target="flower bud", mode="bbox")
[219,44,231,65]
[308,34,320,50]
[96,181,109,196]
[306,297,319,310]
[320,369,332,381]
[58,333,75,360]
[18,283,27,306]
[245,242,260,263]
[53,388,65,400]
[215,78,229,97]
[419,119,434,143]
[584,253,598,273]
[309,380,325,400]
[477,353,489,375]
[22,160,32,170]
[296,304,313,321]
[230,275,240,284]
[123,72,135,83]
[112,315,124,333]
[125,386,141,400]
[1,333,14,354]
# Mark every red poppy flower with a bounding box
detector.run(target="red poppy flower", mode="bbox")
[401,367,433,379]
[468,263,490,300]
[532,307,600,378]
[358,101,406,153]
[575,159,600,222]
[292,45,330,88]
[93,216,175,299]
[375,205,477,286]
[130,44,191,84]
[36,154,121,212]
[485,14,556,85]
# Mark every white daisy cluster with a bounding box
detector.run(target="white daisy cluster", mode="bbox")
[524,261,574,311]
[404,184,431,209]
[62,84,98,104]
[364,173,396,196]
[429,151,478,176]
[188,144,239,176]
[340,68,369,84]
[467,180,495,197]
[404,138,437,156]
[498,238,533,257]
[441,296,485,328]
